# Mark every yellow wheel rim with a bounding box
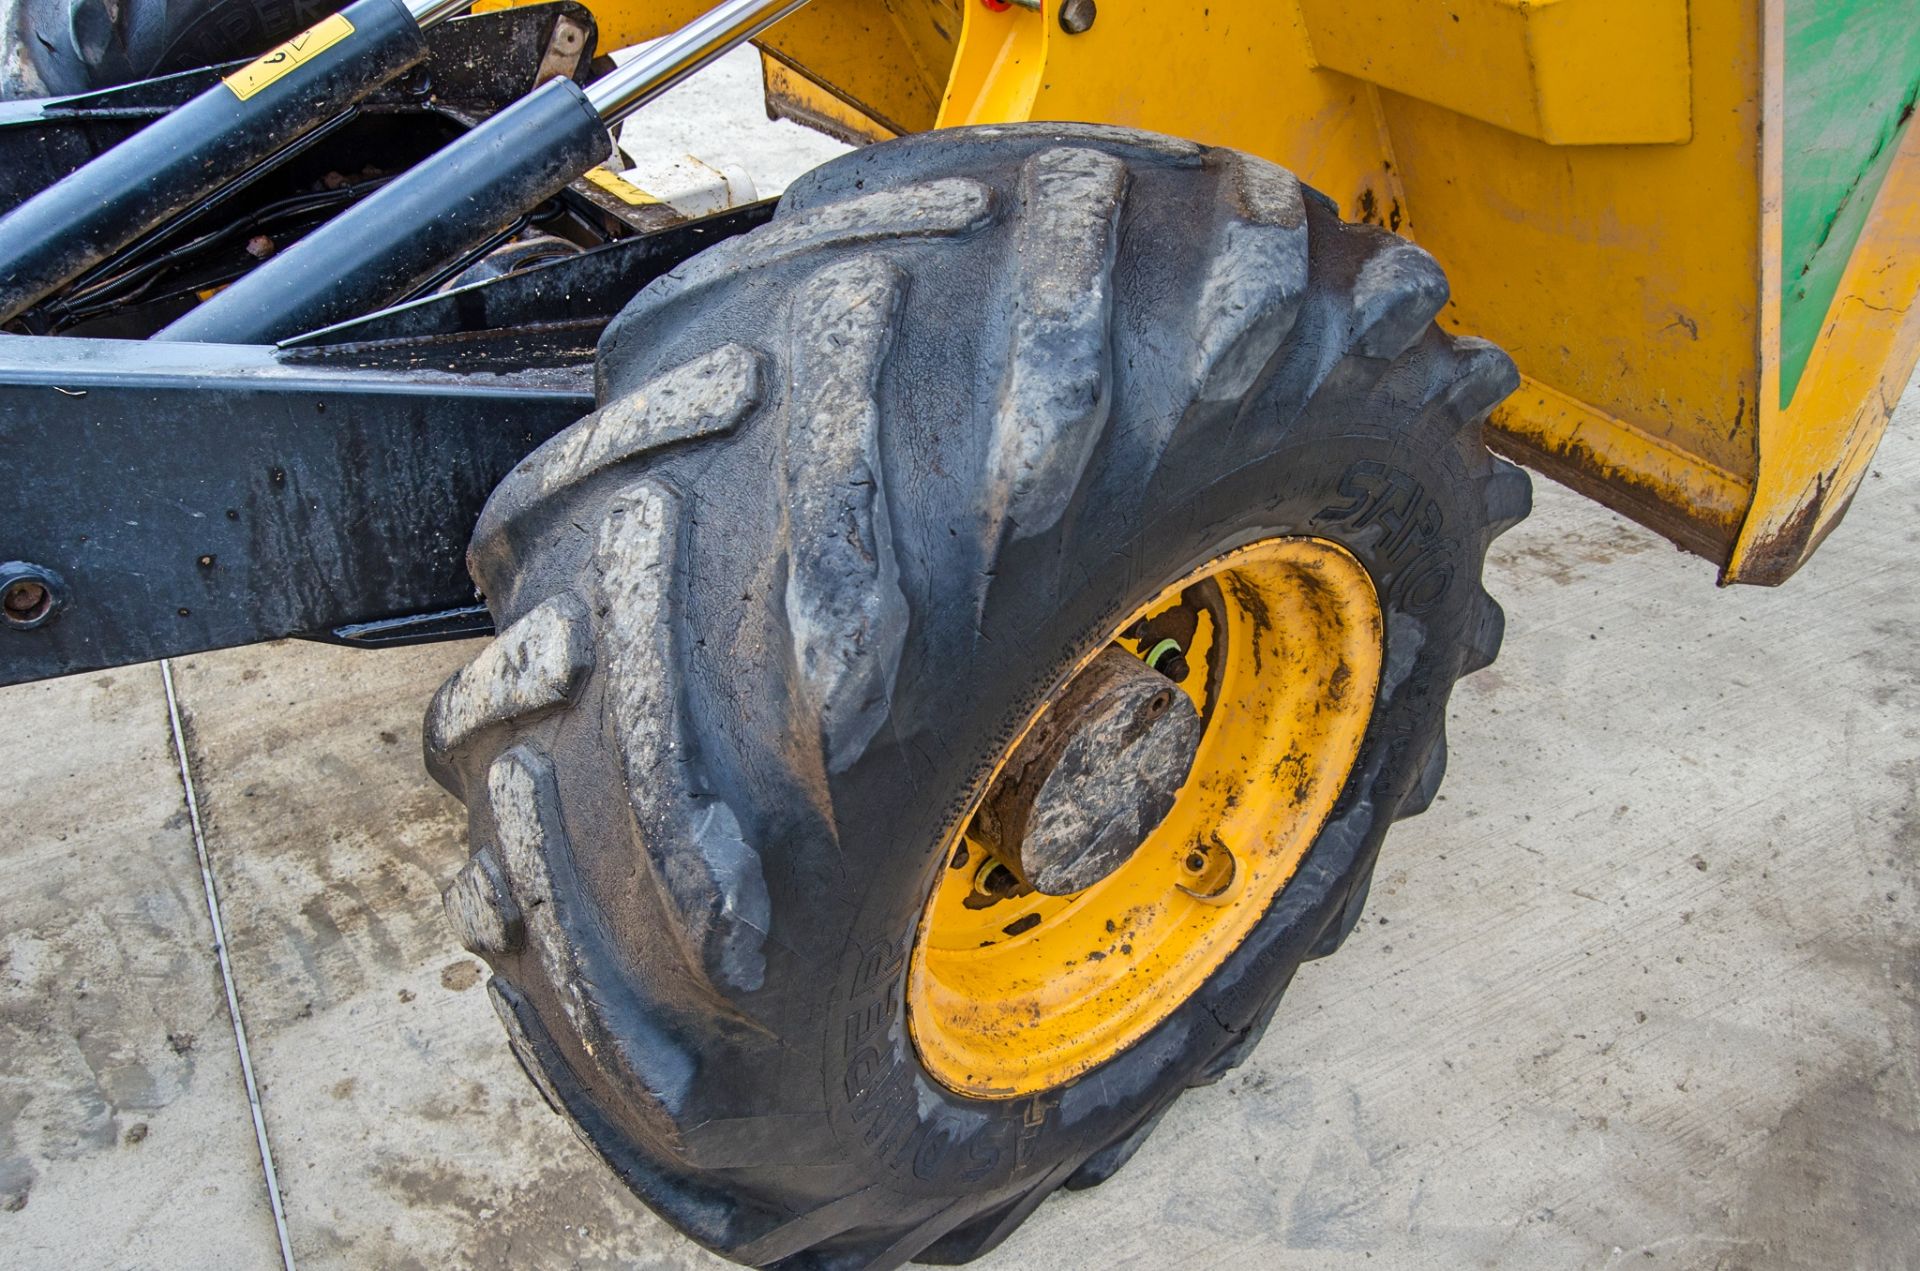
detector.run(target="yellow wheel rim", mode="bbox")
[907,536,1384,1098]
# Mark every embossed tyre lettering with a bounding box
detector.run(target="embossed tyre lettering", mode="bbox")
[425,124,1530,1267]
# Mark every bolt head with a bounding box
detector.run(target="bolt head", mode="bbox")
[4,581,46,618]
[1059,0,1096,34]
[0,563,63,630]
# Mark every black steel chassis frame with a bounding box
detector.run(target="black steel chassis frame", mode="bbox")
[0,9,775,687]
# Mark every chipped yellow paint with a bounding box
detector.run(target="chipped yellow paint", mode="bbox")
[1488,376,1752,562]
[908,538,1382,1098]
[581,166,661,206]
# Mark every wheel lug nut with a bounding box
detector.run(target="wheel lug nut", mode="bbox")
[1059,0,1096,34]
[1178,837,1238,902]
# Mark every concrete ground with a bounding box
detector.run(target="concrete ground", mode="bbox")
[4,47,1919,1271]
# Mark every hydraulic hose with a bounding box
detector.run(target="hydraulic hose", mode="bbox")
[156,0,813,346]
[0,0,469,324]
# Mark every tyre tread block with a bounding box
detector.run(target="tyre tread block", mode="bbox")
[783,256,912,772]
[987,146,1127,540]
[423,596,590,779]
[634,178,997,327]
[1189,151,1309,402]
[1484,458,1534,537]
[1349,234,1450,361]
[595,480,771,995]
[468,345,766,595]
[1394,733,1449,821]
[1462,591,1507,675]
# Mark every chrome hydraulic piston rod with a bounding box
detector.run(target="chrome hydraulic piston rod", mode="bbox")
[157,0,813,345]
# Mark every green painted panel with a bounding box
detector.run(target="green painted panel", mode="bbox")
[1780,1,1920,407]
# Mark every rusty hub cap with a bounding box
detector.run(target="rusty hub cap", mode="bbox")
[976,647,1203,896]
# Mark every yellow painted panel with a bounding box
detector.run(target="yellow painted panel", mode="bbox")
[762,52,901,145]
[1530,0,1692,144]
[470,0,710,55]
[754,0,951,135]
[941,0,1401,230]
[1299,0,1690,145]
[1382,0,1762,485]
[936,0,1046,127]
[872,0,965,101]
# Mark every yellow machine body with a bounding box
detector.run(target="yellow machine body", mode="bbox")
[505,0,1920,585]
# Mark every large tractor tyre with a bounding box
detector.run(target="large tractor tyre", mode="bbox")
[426,123,1529,1268]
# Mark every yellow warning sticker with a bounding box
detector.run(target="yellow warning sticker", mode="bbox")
[582,166,662,207]
[224,13,356,101]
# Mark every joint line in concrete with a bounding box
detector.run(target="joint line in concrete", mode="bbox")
[160,658,297,1271]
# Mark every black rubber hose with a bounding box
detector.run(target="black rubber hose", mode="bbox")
[155,77,610,345]
[0,0,426,323]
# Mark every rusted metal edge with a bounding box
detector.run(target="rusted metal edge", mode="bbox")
[1486,375,1751,568]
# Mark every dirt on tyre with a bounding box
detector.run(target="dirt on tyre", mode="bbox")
[425,123,1530,1268]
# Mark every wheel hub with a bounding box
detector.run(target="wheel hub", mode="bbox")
[977,647,1203,895]
[908,536,1385,1098]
